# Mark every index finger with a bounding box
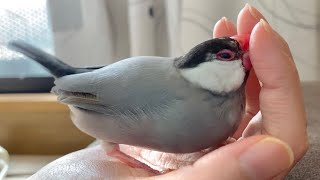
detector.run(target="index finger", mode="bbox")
[250,19,308,160]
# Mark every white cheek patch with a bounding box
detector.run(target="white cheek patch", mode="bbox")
[179,60,245,93]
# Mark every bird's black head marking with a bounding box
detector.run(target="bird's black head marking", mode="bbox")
[174,37,243,69]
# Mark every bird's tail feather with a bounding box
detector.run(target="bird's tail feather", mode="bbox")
[8,41,89,78]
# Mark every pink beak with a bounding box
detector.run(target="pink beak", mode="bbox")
[231,34,251,71]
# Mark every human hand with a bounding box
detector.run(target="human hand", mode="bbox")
[29,4,308,180]
[213,4,308,178]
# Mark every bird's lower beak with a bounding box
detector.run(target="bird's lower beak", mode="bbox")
[231,34,252,71]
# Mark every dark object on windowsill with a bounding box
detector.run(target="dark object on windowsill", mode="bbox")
[0,58,54,93]
[0,77,54,93]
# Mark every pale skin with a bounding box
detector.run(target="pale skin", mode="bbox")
[29,4,308,180]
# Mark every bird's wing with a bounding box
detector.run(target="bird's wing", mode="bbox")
[53,56,185,115]
[53,56,243,153]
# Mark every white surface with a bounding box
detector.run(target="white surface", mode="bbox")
[0,146,9,180]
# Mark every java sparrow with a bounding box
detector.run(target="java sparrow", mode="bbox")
[8,35,251,155]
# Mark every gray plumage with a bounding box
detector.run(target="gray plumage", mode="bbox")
[8,39,247,153]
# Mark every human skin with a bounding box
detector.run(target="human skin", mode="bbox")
[28,4,308,180]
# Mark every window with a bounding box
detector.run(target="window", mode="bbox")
[0,0,54,93]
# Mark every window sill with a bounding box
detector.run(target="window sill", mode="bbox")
[0,93,94,155]
[0,77,54,93]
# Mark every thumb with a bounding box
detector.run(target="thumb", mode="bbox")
[156,136,294,180]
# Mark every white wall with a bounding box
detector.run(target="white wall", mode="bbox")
[49,0,115,67]
[178,0,320,81]
[49,0,320,81]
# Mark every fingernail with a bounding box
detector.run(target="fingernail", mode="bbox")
[221,17,231,31]
[260,19,272,33]
[239,137,294,180]
[245,3,259,20]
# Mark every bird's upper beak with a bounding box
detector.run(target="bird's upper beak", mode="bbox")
[231,34,251,71]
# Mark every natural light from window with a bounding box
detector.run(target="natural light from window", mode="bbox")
[0,0,53,77]
[0,0,53,59]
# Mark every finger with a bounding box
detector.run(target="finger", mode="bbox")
[244,70,261,113]
[233,4,265,138]
[213,17,237,38]
[250,19,308,160]
[242,111,263,137]
[237,3,267,35]
[273,31,292,58]
[156,136,294,180]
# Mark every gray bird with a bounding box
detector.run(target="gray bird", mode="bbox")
[8,36,251,156]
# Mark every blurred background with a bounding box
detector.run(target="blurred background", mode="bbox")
[0,0,319,86]
[0,0,319,179]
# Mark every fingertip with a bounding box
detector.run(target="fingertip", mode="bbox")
[250,19,279,62]
[252,19,292,67]
[249,20,277,73]
[221,17,234,33]
[249,20,298,88]
[237,4,266,35]
[246,4,265,21]
[213,17,237,38]
[250,20,273,61]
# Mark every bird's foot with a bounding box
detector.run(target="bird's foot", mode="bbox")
[106,145,161,175]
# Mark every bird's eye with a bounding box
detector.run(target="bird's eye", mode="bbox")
[216,49,235,61]
[219,53,231,59]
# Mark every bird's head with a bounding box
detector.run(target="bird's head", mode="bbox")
[175,35,251,94]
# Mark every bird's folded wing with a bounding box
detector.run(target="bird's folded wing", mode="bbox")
[52,57,184,116]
